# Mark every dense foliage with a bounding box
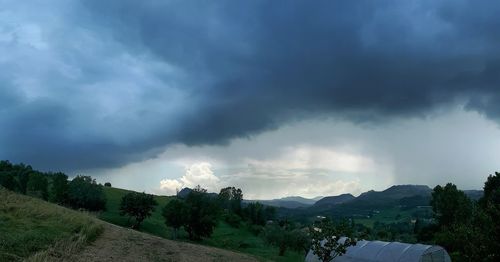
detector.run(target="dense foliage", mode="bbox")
[68,175,107,211]
[119,192,158,229]
[162,199,186,239]
[0,160,106,212]
[309,218,356,262]
[243,202,276,226]
[262,220,310,256]
[424,173,500,261]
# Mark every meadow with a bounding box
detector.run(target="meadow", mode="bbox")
[98,187,304,261]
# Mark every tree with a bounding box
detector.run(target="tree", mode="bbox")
[309,218,356,262]
[244,202,276,226]
[430,182,497,261]
[0,172,17,191]
[17,170,30,194]
[477,172,500,261]
[49,172,68,204]
[119,192,158,229]
[162,199,187,239]
[68,175,106,211]
[431,183,472,227]
[218,187,243,215]
[104,182,112,187]
[183,186,218,240]
[26,172,48,200]
[0,161,16,191]
[262,221,310,256]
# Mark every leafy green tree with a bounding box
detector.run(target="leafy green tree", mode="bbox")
[0,172,17,191]
[0,161,17,191]
[429,182,498,261]
[309,218,356,262]
[26,172,48,200]
[183,186,218,240]
[68,175,106,211]
[17,170,30,194]
[162,199,187,239]
[431,183,472,227]
[262,222,310,256]
[243,202,276,226]
[119,192,158,229]
[477,172,500,261]
[104,182,112,187]
[218,187,243,215]
[49,172,69,204]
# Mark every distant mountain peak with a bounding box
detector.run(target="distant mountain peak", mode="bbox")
[313,193,355,207]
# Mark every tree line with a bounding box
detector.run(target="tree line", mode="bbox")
[3,159,499,260]
[415,172,500,261]
[0,160,107,211]
[118,184,362,259]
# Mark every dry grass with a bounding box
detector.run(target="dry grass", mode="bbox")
[0,188,103,261]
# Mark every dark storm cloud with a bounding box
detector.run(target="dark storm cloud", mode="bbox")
[1,0,500,170]
[84,0,500,121]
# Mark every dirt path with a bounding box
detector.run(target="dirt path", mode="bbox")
[71,223,258,262]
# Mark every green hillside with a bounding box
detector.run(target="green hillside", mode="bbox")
[98,187,173,239]
[0,188,103,261]
[98,187,304,262]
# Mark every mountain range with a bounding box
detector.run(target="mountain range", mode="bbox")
[178,185,483,214]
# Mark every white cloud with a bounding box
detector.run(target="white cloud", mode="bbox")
[159,162,220,195]
[245,145,376,173]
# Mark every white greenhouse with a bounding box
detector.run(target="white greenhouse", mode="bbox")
[305,238,451,262]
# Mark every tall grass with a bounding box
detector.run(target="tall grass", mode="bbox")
[0,188,103,261]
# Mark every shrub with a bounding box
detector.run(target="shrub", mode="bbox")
[223,211,242,228]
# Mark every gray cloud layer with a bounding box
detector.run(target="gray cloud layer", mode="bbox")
[1,0,500,171]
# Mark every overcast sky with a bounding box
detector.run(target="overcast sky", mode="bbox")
[1,0,500,199]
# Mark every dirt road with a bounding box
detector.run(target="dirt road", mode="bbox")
[71,223,258,262]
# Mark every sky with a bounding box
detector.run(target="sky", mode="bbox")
[1,0,500,199]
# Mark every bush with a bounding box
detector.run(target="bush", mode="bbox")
[104,182,112,187]
[262,222,310,256]
[223,211,242,228]
[248,224,263,236]
[68,176,106,211]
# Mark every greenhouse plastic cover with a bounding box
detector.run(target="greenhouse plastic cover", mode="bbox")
[305,238,451,262]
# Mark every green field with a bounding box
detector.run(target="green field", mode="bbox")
[0,188,103,261]
[99,187,304,261]
[98,187,174,238]
[354,207,414,228]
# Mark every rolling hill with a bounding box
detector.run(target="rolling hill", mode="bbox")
[312,193,355,208]
[99,187,304,262]
[0,187,272,262]
[0,187,103,261]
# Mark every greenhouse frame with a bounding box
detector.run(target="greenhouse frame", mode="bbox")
[305,239,451,262]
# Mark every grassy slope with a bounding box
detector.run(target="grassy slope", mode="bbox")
[99,187,304,261]
[354,207,414,228]
[0,188,103,261]
[98,187,173,238]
